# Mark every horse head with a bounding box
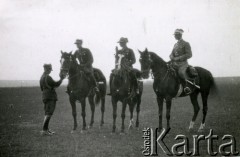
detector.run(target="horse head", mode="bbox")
[60,50,73,78]
[139,48,152,79]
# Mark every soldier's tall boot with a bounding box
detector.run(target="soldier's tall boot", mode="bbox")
[184,80,192,95]
[90,74,99,92]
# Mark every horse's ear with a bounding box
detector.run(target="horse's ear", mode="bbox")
[145,48,148,53]
[69,51,73,55]
[138,49,142,55]
[61,50,63,54]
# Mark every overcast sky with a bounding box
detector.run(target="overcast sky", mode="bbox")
[0,0,240,80]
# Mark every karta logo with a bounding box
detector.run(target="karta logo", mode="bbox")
[142,128,239,156]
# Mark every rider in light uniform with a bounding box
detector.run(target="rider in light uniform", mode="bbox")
[170,29,196,94]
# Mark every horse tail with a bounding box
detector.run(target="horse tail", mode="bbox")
[94,92,101,106]
[94,80,107,106]
[209,72,218,95]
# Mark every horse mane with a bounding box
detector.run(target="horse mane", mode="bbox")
[149,52,167,67]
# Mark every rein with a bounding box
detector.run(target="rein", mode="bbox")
[148,54,176,82]
[68,73,80,80]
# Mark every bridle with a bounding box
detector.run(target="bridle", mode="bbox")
[60,56,72,78]
[140,53,153,78]
[60,56,85,80]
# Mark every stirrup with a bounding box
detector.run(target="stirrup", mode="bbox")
[136,88,140,94]
[184,87,191,95]
[48,129,55,134]
[94,87,100,92]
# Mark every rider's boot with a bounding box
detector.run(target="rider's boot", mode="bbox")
[89,72,99,93]
[184,80,192,94]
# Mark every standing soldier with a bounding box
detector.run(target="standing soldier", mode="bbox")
[72,39,99,92]
[108,37,141,95]
[40,64,64,135]
[170,29,196,94]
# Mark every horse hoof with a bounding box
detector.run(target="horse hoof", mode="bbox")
[120,132,125,135]
[198,123,205,132]
[111,131,116,135]
[71,130,76,134]
[188,128,194,132]
[112,127,116,133]
[81,130,87,134]
[157,128,163,133]
[88,125,93,129]
[128,125,133,130]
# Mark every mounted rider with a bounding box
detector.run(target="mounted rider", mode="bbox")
[170,29,198,94]
[73,39,99,92]
[108,37,141,95]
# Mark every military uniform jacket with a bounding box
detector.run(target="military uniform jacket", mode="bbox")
[73,48,93,68]
[115,48,136,67]
[40,73,62,101]
[170,39,192,65]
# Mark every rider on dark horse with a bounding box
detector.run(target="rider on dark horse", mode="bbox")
[170,29,198,94]
[108,37,141,95]
[67,39,99,93]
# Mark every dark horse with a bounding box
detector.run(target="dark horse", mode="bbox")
[111,54,143,133]
[60,51,106,133]
[139,48,215,132]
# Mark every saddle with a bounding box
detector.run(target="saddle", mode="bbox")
[167,63,200,96]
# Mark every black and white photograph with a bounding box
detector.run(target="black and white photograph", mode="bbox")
[0,0,240,156]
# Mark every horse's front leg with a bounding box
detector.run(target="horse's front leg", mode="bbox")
[100,97,105,127]
[111,97,117,133]
[166,98,172,130]
[128,102,134,130]
[70,97,77,133]
[157,96,164,131]
[121,100,127,133]
[80,98,87,131]
[88,96,95,128]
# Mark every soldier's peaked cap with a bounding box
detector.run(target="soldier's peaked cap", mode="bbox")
[43,64,52,71]
[74,39,83,44]
[174,29,184,35]
[117,37,128,43]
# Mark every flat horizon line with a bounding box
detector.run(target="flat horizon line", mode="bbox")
[0,76,240,81]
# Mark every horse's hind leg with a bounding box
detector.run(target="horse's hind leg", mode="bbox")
[88,96,95,128]
[136,95,141,128]
[100,97,105,127]
[198,91,209,132]
[189,91,200,131]
[70,98,77,132]
[166,98,172,130]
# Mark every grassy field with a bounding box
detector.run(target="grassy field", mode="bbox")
[0,77,240,157]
